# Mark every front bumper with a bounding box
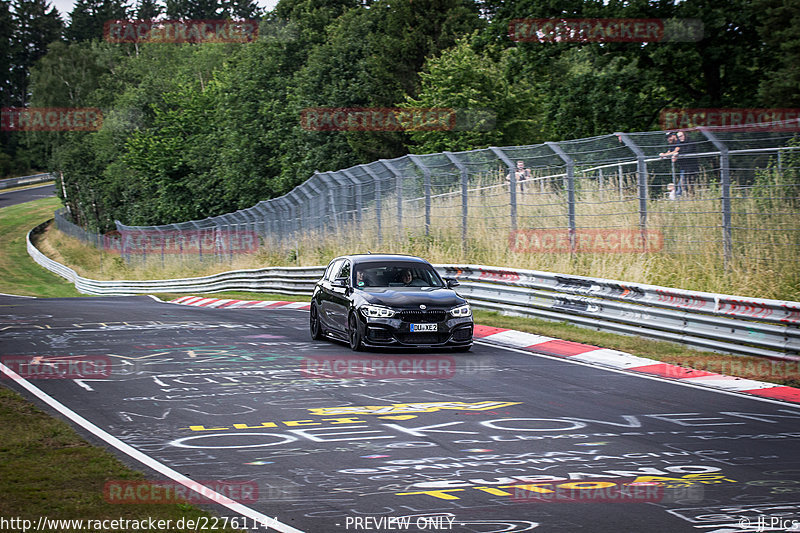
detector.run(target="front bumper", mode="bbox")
[360,315,473,347]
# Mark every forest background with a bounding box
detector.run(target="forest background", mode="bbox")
[2,0,799,232]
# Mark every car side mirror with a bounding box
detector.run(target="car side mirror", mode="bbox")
[446,278,460,288]
[332,278,349,288]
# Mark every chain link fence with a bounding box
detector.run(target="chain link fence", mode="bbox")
[57,123,800,270]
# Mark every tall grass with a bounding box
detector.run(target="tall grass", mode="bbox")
[39,166,800,301]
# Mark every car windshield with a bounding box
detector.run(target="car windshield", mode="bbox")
[354,262,444,288]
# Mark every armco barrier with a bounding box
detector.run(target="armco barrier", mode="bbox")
[438,265,800,361]
[0,172,55,190]
[28,221,799,360]
[27,221,323,296]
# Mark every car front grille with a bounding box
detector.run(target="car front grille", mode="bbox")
[396,332,451,345]
[400,310,447,323]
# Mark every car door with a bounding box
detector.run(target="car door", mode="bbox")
[318,258,343,332]
[326,259,352,334]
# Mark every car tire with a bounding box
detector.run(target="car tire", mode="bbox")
[310,303,323,340]
[348,312,364,352]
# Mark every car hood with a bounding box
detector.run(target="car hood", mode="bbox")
[359,287,466,309]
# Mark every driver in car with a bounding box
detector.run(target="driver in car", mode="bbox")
[356,269,374,287]
[399,268,427,287]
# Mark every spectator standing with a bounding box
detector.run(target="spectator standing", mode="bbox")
[507,160,532,193]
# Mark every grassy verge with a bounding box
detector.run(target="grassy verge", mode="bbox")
[0,197,80,297]
[0,387,245,532]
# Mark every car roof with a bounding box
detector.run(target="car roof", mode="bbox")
[333,254,431,265]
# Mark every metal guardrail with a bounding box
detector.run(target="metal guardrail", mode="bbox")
[0,173,55,190]
[438,265,800,361]
[28,222,800,360]
[27,221,324,296]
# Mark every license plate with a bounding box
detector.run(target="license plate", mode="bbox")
[410,323,438,332]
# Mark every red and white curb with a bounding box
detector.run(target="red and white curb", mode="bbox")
[169,295,310,311]
[168,296,800,404]
[473,324,800,404]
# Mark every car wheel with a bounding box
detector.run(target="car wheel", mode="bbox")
[310,303,323,340]
[348,312,364,351]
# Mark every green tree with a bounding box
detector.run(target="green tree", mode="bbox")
[288,0,483,174]
[0,0,13,107]
[10,0,63,106]
[134,0,160,19]
[26,40,121,167]
[164,0,223,20]
[66,0,129,42]
[756,0,800,106]
[403,36,539,153]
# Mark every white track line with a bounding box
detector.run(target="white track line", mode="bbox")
[0,361,304,533]
[476,340,800,408]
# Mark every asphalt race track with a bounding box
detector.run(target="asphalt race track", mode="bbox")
[2,294,800,532]
[0,183,56,207]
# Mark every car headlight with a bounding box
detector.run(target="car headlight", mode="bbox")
[450,304,471,318]
[360,305,396,318]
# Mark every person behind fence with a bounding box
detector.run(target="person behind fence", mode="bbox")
[673,130,699,196]
[659,131,682,196]
[666,182,676,200]
[506,160,531,193]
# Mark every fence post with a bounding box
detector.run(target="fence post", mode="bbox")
[489,147,517,233]
[274,197,291,249]
[286,190,303,244]
[361,165,383,247]
[326,171,351,227]
[700,127,733,270]
[546,141,576,252]
[380,159,404,243]
[408,154,432,236]
[598,167,603,194]
[341,169,363,226]
[443,151,468,259]
[317,173,338,230]
[615,132,649,246]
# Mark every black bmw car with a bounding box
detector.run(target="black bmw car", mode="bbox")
[309,254,473,351]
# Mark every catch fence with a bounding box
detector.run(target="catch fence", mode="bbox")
[58,123,800,268]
